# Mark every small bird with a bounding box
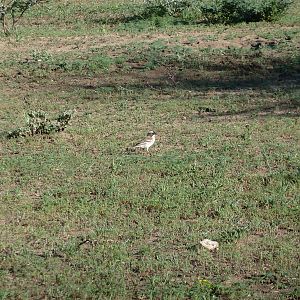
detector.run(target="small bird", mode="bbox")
[134,130,156,152]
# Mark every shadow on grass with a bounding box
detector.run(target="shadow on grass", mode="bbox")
[68,53,300,118]
[89,3,294,27]
[91,14,145,26]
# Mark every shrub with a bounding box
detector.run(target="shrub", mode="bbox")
[199,0,293,24]
[7,110,74,138]
[143,0,191,17]
[142,0,293,23]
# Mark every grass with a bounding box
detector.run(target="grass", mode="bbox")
[0,0,299,299]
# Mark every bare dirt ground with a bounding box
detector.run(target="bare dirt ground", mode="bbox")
[1,24,298,57]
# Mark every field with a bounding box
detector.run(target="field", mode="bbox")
[0,0,299,299]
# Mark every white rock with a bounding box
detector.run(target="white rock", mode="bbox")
[200,239,219,250]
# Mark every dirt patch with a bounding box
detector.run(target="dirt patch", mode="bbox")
[1,29,294,58]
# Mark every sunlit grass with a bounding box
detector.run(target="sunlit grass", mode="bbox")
[0,0,299,299]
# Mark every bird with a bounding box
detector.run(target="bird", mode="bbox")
[134,130,156,152]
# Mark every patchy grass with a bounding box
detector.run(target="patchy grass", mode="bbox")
[0,0,299,299]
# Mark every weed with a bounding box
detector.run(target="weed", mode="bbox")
[7,110,74,138]
[144,0,190,17]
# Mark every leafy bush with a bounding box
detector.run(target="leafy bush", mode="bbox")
[7,110,74,138]
[144,0,191,17]
[143,0,293,23]
[199,0,293,24]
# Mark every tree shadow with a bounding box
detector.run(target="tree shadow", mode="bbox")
[91,14,145,26]
[67,52,300,119]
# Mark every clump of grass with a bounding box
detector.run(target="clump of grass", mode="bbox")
[22,50,114,75]
[7,110,74,138]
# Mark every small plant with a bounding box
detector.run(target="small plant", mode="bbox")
[30,49,52,63]
[0,0,46,35]
[144,0,191,17]
[7,110,74,138]
[189,278,223,299]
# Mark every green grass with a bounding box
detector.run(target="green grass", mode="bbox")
[0,0,299,299]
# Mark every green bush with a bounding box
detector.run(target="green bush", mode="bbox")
[7,110,74,138]
[199,0,293,24]
[143,0,293,23]
[144,0,191,17]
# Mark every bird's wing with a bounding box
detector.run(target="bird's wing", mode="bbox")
[134,141,148,148]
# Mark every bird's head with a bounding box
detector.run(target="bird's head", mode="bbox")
[147,130,156,136]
